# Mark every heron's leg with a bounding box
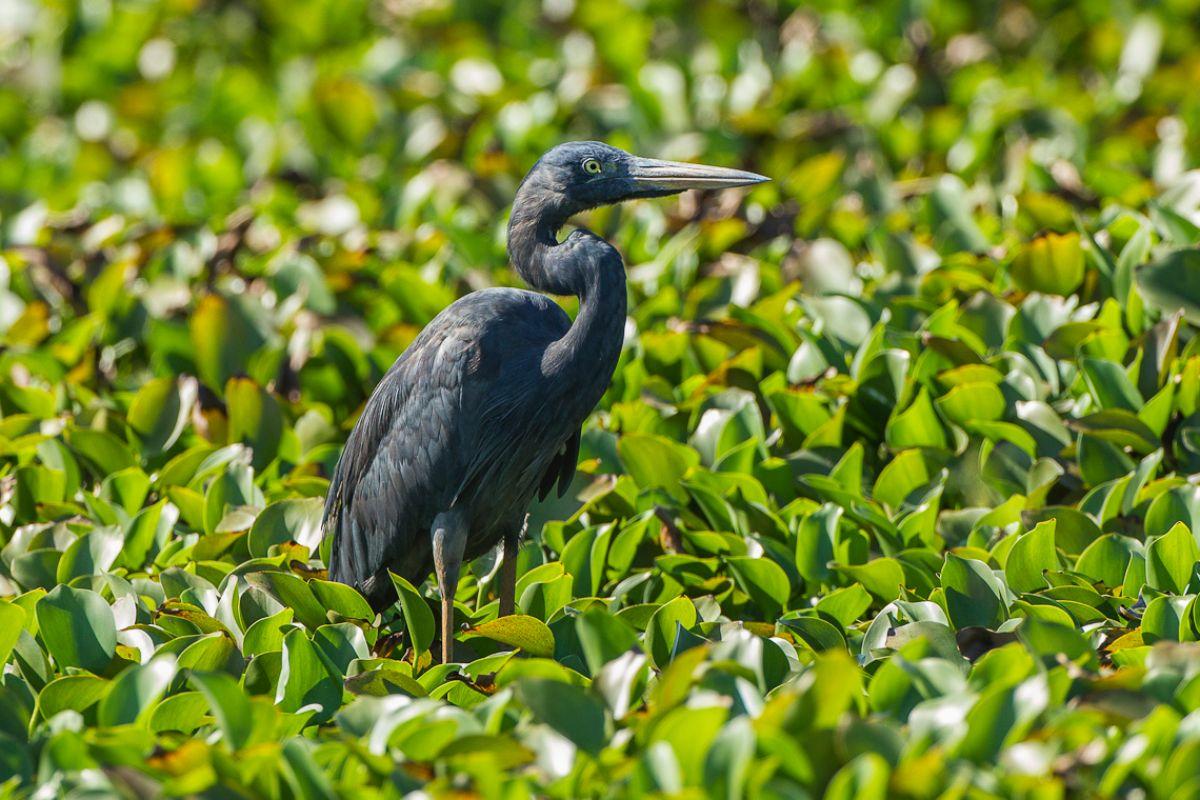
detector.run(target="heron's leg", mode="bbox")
[431,511,468,664]
[499,534,518,617]
[498,515,527,617]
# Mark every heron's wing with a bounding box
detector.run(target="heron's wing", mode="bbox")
[324,318,480,606]
[449,291,581,505]
[538,428,580,500]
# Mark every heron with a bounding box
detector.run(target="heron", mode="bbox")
[322,141,767,663]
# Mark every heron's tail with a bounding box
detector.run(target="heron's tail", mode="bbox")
[322,458,349,583]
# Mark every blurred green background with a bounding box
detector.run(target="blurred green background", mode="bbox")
[5,0,1198,225]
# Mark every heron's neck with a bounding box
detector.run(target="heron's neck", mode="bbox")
[507,194,627,398]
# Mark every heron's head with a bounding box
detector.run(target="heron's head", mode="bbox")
[520,141,768,218]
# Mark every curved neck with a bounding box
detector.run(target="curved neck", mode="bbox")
[506,180,576,295]
[506,184,627,399]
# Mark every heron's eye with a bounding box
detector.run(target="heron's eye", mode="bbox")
[582,158,602,175]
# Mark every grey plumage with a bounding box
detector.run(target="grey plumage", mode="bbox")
[322,142,767,657]
[324,287,597,607]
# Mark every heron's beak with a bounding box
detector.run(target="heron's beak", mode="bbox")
[628,157,769,191]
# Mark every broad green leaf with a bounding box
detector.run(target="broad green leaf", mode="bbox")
[645,596,697,669]
[515,678,607,754]
[128,377,195,454]
[276,628,340,721]
[1076,535,1139,588]
[726,556,790,618]
[1146,522,1200,595]
[874,450,942,509]
[1137,248,1200,324]
[1143,595,1191,643]
[885,388,948,450]
[466,615,555,657]
[190,294,265,390]
[832,559,905,603]
[941,554,1007,629]
[390,573,436,660]
[190,672,254,749]
[617,433,700,498]
[795,504,840,584]
[576,608,639,675]
[936,382,1006,425]
[226,377,283,472]
[36,675,110,720]
[97,654,178,727]
[1010,232,1085,295]
[36,586,117,673]
[0,601,26,667]
[248,498,323,558]
[1004,521,1058,594]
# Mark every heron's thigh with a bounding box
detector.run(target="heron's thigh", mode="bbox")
[431,509,469,580]
[506,513,529,548]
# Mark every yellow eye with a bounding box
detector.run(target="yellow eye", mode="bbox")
[583,158,602,174]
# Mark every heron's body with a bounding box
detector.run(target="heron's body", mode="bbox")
[322,142,765,660]
[326,263,624,607]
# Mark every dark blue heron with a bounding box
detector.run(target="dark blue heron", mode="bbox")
[322,141,767,662]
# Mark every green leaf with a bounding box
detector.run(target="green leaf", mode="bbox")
[128,377,195,454]
[1142,595,1191,643]
[575,608,639,675]
[617,433,700,498]
[515,678,607,754]
[1080,359,1143,412]
[1070,410,1159,453]
[36,585,117,673]
[1076,535,1139,588]
[97,654,178,727]
[36,675,110,720]
[825,753,891,800]
[190,671,254,750]
[795,504,840,585]
[648,704,729,785]
[243,608,296,656]
[645,596,697,669]
[65,427,137,477]
[0,601,27,667]
[276,628,340,721]
[726,556,790,618]
[874,449,942,509]
[1004,521,1058,593]
[1010,232,1085,295]
[149,692,211,735]
[832,558,905,603]
[309,580,374,621]
[190,294,265,390]
[313,623,370,676]
[466,615,555,657]
[817,584,873,627]
[57,527,124,583]
[778,615,846,652]
[1146,522,1200,594]
[1137,248,1200,324]
[1019,617,1094,666]
[936,382,1006,425]
[885,388,948,450]
[941,554,1007,629]
[226,377,283,472]
[248,498,324,558]
[390,573,436,660]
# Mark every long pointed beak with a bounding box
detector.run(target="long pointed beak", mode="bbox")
[628,157,769,191]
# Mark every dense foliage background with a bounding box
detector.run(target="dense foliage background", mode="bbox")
[4,0,1200,796]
